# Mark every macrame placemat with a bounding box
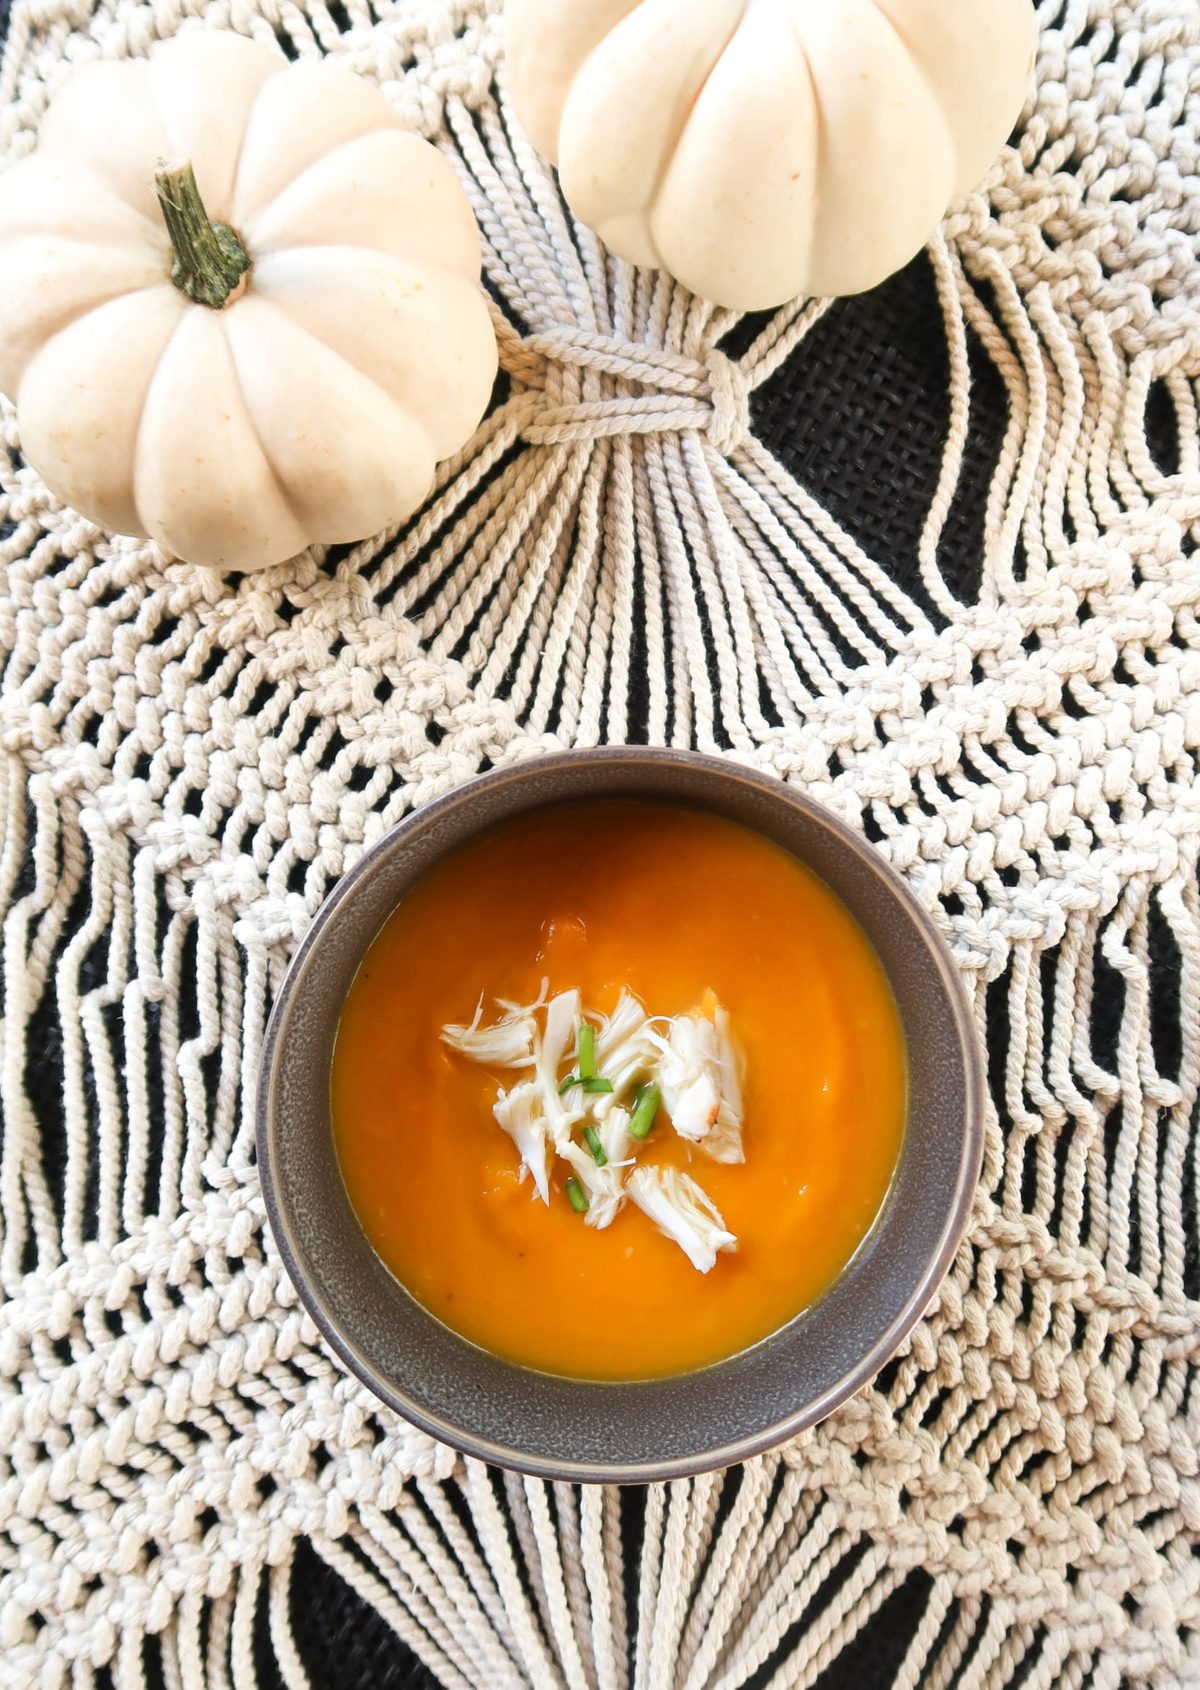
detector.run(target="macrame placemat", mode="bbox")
[3,1,1200,1685]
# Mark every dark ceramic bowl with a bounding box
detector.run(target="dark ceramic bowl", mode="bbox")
[258,749,984,1482]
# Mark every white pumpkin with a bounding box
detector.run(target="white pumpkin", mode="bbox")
[505,0,1038,311]
[0,31,498,571]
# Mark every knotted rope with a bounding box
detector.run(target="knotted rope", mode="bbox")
[504,326,753,454]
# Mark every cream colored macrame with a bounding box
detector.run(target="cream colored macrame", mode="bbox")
[3,1,1200,1685]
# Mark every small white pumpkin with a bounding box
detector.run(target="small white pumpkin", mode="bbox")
[505,0,1038,311]
[0,31,498,571]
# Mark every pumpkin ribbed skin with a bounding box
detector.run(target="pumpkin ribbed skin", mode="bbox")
[505,0,1038,310]
[0,32,498,571]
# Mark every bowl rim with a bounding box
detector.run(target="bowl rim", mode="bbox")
[257,746,985,1482]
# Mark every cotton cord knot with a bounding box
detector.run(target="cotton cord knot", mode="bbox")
[703,350,751,457]
[505,325,751,454]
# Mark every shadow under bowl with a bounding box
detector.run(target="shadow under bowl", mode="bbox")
[257,748,984,1483]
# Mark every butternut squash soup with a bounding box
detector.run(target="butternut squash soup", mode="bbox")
[332,800,906,1380]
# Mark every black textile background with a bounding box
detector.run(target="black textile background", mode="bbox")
[1,5,1183,1674]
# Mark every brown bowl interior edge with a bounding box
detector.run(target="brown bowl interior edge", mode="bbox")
[258,749,984,1483]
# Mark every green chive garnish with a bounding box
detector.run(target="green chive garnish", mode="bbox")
[559,1073,579,1095]
[584,1126,607,1166]
[628,1082,661,1141]
[582,1076,613,1095]
[565,1175,589,1213]
[577,1023,597,1081]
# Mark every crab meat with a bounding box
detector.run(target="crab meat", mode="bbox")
[559,1103,637,1230]
[597,1103,633,1168]
[591,990,657,1115]
[442,996,539,1068]
[445,986,749,1227]
[560,1139,628,1230]
[713,1006,741,1105]
[627,1166,737,1272]
[652,1008,745,1163]
[537,988,581,1145]
[493,1081,552,1205]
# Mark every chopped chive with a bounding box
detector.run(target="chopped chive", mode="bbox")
[577,1022,597,1081]
[560,1072,610,1096]
[628,1082,661,1141]
[565,1175,589,1213]
[584,1126,607,1166]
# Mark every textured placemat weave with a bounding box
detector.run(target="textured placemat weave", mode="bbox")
[2,2,1200,1686]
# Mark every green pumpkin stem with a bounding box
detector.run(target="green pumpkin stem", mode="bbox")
[154,160,250,309]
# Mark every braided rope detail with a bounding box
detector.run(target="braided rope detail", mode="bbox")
[3,0,1200,1685]
[504,329,753,454]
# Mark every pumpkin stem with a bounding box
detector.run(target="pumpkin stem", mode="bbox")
[154,160,250,309]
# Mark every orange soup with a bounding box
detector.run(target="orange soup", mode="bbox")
[332,800,906,1380]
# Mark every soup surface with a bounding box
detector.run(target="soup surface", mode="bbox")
[332,800,906,1380]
